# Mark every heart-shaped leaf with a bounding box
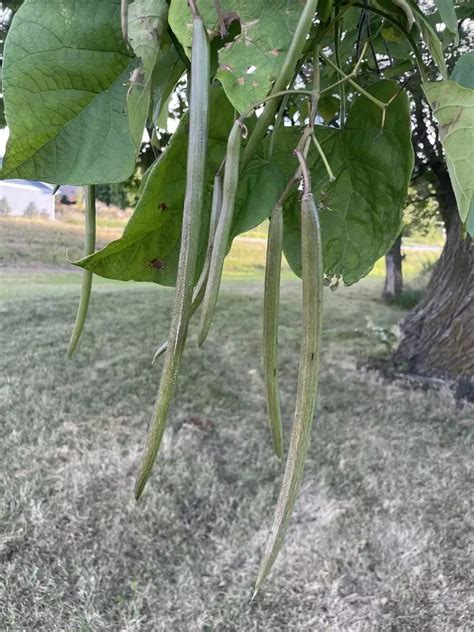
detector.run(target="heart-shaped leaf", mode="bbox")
[423,54,474,236]
[1,0,142,185]
[169,0,307,115]
[273,80,413,284]
[75,88,285,284]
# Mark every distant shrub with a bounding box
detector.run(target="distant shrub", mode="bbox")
[0,196,12,215]
[24,201,39,218]
[421,258,437,276]
[391,287,424,310]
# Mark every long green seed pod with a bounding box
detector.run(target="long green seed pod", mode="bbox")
[134,13,210,500]
[197,120,242,347]
[121,0,128,44]
[254,191,323,595]
[242,0,318,166]
[263,204,284,459]
[67,185,96,358]
[152,174,223,365]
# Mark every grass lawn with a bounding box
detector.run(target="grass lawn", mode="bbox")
[1,217,471,630]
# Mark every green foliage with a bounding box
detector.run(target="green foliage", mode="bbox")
[423,54,474,236]
[279,82,413,285]
[389,286,424,310]
[127,0,169,133]
[1,0,140,184]
[410,0,448,78]
[434,0,458,38]
[169,0,308,114]
[95,184,129,210]
[76,89,284,285]
[403,181,441,239]
[75,88,232,285]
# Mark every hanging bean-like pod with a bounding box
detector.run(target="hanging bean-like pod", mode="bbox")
[254,191,323,594]
[263,203,284,459]
[134,12,210,500]
[152,174,223,365]
[198,120,242,347]
[67,185,96,358]
[121,0,128,44]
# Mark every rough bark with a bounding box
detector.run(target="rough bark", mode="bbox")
[383,234,403,303]
[393,211,473,379]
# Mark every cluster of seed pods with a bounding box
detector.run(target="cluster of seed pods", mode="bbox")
[68,0,324,592]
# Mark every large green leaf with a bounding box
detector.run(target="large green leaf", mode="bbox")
[1,0,140,185]
[273,81,413,285]
[451,51,474,90]
[128,0,168,72]
[409,0,448,79]
[169,0,305,114]
[423,57,474,236]
[434,0,458,37]
[127,0,169,137]
[151,45,186,127]
[229,161,284,240]
[75,89,284,285]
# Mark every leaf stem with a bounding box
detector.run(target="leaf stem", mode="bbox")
[67,186,96,357]
[294,150,311,197]
[334,8,346,125]
[319,52,386,112]
[214,0,227,36]
[241,90,316,121]
[352,2,427,81]
[310,44,320,127]
[311,133,335,181]
[268,93,290,160]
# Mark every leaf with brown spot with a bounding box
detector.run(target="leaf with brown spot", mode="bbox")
[169,0,307,114]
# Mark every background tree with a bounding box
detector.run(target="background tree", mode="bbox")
[23,201,38,218]
[392,12,473,380]
[0,194,11,214]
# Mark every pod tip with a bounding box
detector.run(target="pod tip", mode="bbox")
[197,329,207,348]
[134,474,146,501]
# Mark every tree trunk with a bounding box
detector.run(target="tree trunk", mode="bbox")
[393,211,473,379]
[383,234,403,303]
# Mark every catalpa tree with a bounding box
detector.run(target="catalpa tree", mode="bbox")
[1,0,472,591]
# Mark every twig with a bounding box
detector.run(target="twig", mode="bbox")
[334,8,346,125]
[311,133,335,181]
[310,44,320,127]
[294,150,311,196]
[240,89,316,121]
[268,94,290,160]
[320,51,386,112]
[214,0,227,37]
[188,0,200,19]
